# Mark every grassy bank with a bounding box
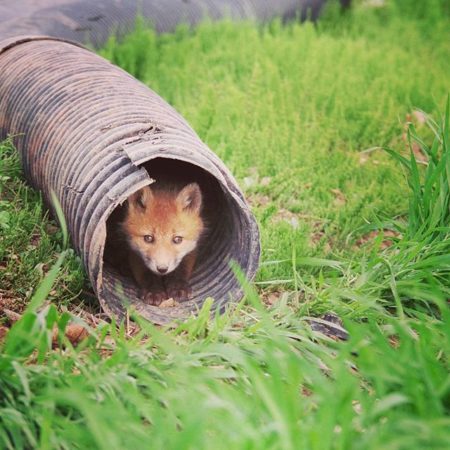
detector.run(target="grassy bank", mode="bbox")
[1,1,449,448]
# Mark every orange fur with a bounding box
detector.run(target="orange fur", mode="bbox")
[121,182,204,304]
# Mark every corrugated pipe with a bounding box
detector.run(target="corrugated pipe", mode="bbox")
[0,0,328,48]
[0,36,260,324]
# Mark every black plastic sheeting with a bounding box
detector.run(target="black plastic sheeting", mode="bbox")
[0,0,327,48]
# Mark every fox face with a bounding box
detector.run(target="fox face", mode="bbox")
[122,182,204,275]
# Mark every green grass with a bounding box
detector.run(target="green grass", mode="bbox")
[0,139,90,314]
[1,1,450,448]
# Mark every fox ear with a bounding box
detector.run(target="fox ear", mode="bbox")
[177,183,202,213]
[128,186,152,210]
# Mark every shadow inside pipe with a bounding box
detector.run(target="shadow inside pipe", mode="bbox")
[103,158,241,321]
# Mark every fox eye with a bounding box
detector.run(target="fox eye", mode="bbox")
[143,235,154,243]
[172,236,183,244]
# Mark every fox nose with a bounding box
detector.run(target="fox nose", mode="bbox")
[157,266,168,274]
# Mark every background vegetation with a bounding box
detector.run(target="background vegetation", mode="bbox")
[0,1,449,448]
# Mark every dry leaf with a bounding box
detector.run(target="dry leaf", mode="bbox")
[330,188,346,206]
[412,110,427,125]
[3,308,21,323]
[247,193,271,208]
[0,291,25,316]
[272,208,300,229]
[389,335,400,349]
[0,326,9,341]
[52,323,89,347]
[29,233,41,248]
[402,111,427,153]
[301,386,313,397]
[2,307,89,347]
[359,152,369,165]
[159,298,178,308]
[261,290,284,306]
[309,221,326,246]
[411,142,427,163]
[355,229,401,250]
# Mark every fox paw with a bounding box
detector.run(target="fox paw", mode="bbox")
[167,285,192,302]
[141,289,167,306]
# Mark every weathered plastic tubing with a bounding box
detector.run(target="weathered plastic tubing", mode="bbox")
[0,0,328,47]
[0,36,260,324]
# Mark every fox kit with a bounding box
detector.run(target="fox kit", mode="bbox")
[122,182,204,305]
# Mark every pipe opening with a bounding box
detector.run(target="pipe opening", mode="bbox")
[103,157,250,323]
